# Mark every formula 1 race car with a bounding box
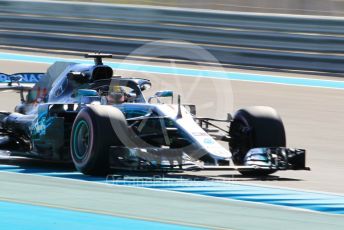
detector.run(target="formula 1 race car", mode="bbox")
[0,54,309,176]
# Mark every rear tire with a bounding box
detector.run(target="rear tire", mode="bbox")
[229,106,286,176]
[71,105,127,176]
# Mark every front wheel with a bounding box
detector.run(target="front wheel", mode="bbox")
[229,106,286,176]
[71,105,127,176]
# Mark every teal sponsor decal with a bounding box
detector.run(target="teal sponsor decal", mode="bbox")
[203,138,214,145]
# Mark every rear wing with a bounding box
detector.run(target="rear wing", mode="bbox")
[0,72,44,84]
[0,72,44,102]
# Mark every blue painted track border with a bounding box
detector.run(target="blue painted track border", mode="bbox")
[0,200,201,230]
[1,52,344,89]
[0,164,343,215]
[111,179,344,215]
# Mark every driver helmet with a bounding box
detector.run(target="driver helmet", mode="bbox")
[107,85,127,104]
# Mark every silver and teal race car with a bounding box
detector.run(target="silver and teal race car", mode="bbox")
[0,54,309,176]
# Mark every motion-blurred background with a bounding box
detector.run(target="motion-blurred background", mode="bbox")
[59,0,344,16]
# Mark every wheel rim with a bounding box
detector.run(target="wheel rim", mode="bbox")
[73,119,90,160]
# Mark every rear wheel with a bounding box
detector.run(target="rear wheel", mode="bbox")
[71,105,127,176]
[229,106,286,176]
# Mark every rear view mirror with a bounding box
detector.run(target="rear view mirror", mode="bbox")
[148,90,174,104]
[140,83,151,91]
[154,90,173,98]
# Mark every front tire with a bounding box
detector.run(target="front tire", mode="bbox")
[71,105,127,176]
[229,106,286,176]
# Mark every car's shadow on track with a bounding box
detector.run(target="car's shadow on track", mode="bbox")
[0,156,303,183]
[110,171,303,182]
[0,157,74,173]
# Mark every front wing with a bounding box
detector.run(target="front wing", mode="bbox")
[108,147,309,172]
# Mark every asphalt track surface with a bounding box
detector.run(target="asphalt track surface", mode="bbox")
[0,51,344,228]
